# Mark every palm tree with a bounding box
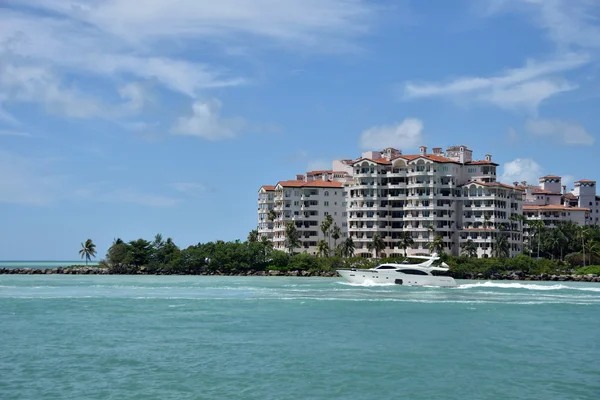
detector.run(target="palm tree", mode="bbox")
[267,209,277,223]
[483,214,492,257]
[320,215,334,249]
[398,232,415,257]
[317,240,329,257]
[368,233,386,258]
[284,222,300,254]
[529,220,545,259]
[427,225,436,250]
[79,239,97,266]
[247,229,259,243]
[460,239,477,258]
[428,235,445,255]
[493,234,510,258]
[331,224,342,252]
[339,237,355,258]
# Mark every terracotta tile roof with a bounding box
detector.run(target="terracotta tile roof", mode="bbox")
[352,157,392,165]
[563,193,578,200]
[446,145,468,151]
[466,160,499,166]
[523,205,590,212]
[395,154,461,164]
[576,179,596,183]
[462,180,524,191]
[276,179,343,188]
[531,189,561,195]
[259,185,275,191]
[306,170,333,176]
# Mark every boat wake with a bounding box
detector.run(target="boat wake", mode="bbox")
[337,280,396,287]
[456,281,600,292]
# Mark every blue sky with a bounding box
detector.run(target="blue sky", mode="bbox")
[1,0,599,260]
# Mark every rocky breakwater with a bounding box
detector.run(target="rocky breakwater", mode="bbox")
[459,272,600,282]
[0,267,110,275]
[0,267,338,277]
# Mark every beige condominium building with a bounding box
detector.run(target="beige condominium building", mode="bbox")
[344,145,524,258]
[520,175,598,231]
[258,170,351,254]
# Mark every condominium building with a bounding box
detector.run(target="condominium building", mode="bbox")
[258,146,599,259]
[258,170,350,254]
[345,145,524,258]
[520,175,598,228]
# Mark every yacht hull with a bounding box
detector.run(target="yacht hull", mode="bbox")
[336,269,457,287]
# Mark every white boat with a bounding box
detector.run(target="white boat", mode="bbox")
[336,253,457,287]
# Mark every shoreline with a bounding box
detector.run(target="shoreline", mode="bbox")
[1,267,599,282]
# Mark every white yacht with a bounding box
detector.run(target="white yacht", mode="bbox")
[336,254,457,287]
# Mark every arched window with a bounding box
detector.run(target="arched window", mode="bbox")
[324,191,329,196]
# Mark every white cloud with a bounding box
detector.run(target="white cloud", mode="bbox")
[0,0,373,103]
[526,118,595,145]
[403,53,588,111]
[499,158,543,185]
[359,118,424,150]
[171,99,244,140]
[561,174,575,189]
[0,129,30,137]
[487,0,600,50]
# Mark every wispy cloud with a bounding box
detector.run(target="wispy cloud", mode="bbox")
[359,118,424,150]
[499,158,543,185]
[403,53,589,111]
[171,99,245,140]
[486,0,600,51]
[526,118,595,145]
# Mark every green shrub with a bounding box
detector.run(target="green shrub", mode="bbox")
[575,265,600,275]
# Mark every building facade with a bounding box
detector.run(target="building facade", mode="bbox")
[258,171,350,254]
[345,146,523,258]
[258,148,598,259]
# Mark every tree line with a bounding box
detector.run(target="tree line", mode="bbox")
[75,220,600,276]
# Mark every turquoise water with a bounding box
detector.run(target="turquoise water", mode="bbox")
[1,261,99,268]
[1,276,599,400]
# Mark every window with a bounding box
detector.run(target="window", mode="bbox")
[324,201,329,206]
[324,212,329,216]
[325,191,329,196]
[397,269,429,275]
[334,212,337,216]
[342,212,347,217]
[294,201,299,206]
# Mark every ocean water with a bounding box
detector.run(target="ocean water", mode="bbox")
[1,276,599,400]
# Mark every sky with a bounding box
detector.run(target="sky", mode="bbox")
[1,0,599,260]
